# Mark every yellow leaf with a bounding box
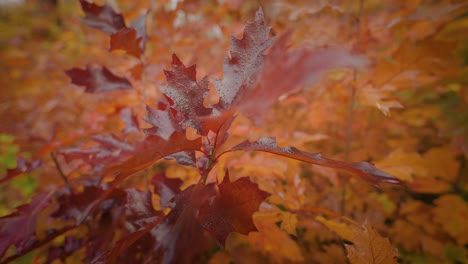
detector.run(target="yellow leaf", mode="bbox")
[358,84,404,116]
[423,147,459,181]
[409,178,452,194]
[346,225,399,264]
[433,195,468,245]
[315,216,355,242]
[249,215,304,263]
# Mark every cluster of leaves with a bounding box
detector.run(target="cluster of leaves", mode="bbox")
[1,0,467,263]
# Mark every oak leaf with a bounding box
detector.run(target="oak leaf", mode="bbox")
[198,174,270,246]
[214,8,274,110]
[65,66,132,93]
[0,191,54,258]
[162,54,212,131]
[345,225,399,264]
[231,137,402,186]
[79,0,126,34]
[110,28,143,58]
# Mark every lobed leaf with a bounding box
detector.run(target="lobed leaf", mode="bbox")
[151,172,184,209]
[106,132,202,178]
[345,225,399,264]
[110,28,143,58]
[93,189,162,263]
[130,14,147,53]
[237,32,367,123]
[79,0,126,34]
[214,8,274,110]
[47,236,85,263]
[65,66,132,93]
[162,54,212,131]
[0,190,54,258]
[151,183,216,264]
[199,174,270,246]
[119,108,140,134]
[144,103,183,140]
[231,137,403,186]
[51,183,126,225]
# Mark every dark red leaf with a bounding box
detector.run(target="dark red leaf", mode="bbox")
[237,32,367,123]
[92,189,162,263]
[59,134,133,168]
[151,183,216,264]
[162,54,212,131]
[214,8,274,110]
[79,0,126,34]
[163,151,197,167]
[151,172,184,209]
[65,66,132,93]
[199,174,270,246]
[93,218,160,264]
[0,226,76,264]
[106,132,202,178]
[199,111,236,148]
[47,236,85,263]
[119,108,140,134]
[125,189,160,227]
[231,137,403,186]
[51,183,126,224]
[213,8,366,123]
[130,13,147,52]
[110,28,143,58]
[144,104,183,140]
[0,191,54,258]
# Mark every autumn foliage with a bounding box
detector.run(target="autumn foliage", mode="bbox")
[0,0,467,263]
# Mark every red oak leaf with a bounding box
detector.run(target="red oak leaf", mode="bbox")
[0,191,54,258]
[199,174,270,246]
[110,28,143,58]
[151,181,217,264]
[119,108,140,134]
[213,8,366,123]
[130,13,147,52]
[47,236,85,263]
[152,172,184,209]
[65,66,132,93]
[214,8,274,111]
[79,0,126,34]
[59,134,134,168]
[238,32,367,123]
[162,54,212,131]
[93,189,163,263]
[231,137,402,186]
[106,132,202,178]
[51,183,126,225]
[144,103,183,140]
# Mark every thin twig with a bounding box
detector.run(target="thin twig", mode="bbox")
[341,0,364,215]
[50,152,70,188]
